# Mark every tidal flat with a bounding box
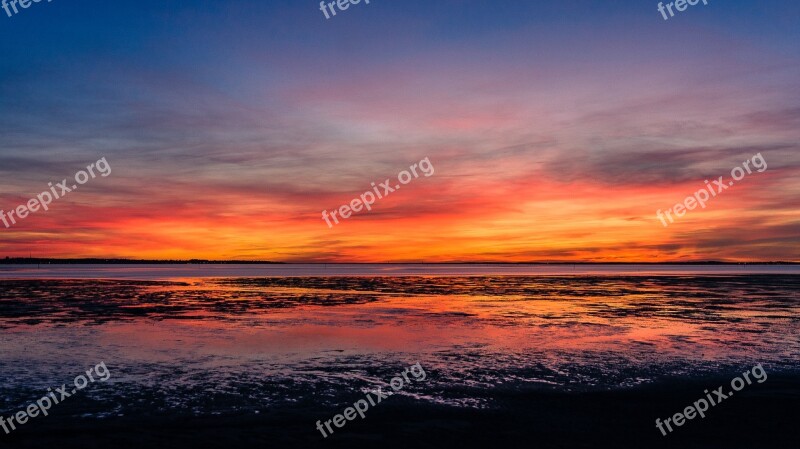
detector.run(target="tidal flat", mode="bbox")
[0,274,797,448]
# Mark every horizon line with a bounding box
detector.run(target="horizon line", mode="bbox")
[1,258,798,265]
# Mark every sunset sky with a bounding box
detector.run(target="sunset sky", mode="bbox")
[0,0,798,262]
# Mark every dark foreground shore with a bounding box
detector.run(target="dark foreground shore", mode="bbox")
[1,373,797,449]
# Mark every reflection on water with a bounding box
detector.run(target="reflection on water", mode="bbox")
[0,275,798,419]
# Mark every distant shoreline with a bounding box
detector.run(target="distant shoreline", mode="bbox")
[0,259,796,265]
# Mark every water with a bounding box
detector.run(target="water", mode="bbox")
[0,265,800,448]
[0,269,797,447]
[0,263,798,279]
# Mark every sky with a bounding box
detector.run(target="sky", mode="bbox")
[0,0,798,262]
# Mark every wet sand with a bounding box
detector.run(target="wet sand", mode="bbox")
[0,275,798,448]
[2,374,797,448]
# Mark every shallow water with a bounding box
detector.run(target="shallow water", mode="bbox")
[0,275,797,424]
[1,263,799,279]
